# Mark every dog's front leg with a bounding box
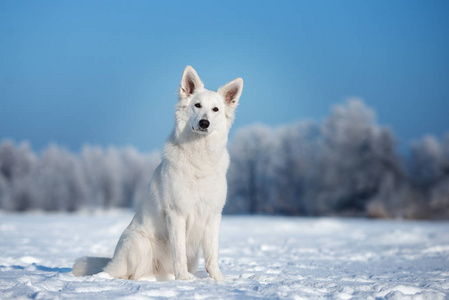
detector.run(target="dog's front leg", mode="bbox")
[202,213,224,280]
[166,212,193,280]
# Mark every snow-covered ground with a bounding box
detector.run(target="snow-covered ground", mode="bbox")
[1,212,449,299]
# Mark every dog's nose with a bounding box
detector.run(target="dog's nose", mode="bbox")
[199,119,210,129]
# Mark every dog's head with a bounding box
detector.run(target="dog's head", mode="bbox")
[177,66,243,135]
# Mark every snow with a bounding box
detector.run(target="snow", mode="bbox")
[1,212,449,299]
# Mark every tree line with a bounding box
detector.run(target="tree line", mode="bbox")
[1,100,448,218]
[0,144,160,212]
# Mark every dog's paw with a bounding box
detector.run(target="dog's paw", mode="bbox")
[176,272,195,281]
[209,269,224,281]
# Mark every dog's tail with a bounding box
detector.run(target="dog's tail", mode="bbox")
[72,256,111,276]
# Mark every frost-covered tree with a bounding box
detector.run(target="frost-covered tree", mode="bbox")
[270,122,321,215]
[408,133,449,218]
[0,141,37,211]
[227,124,277,214]
[0,140,15,182]
[409,135,445,188]
[315,99,403,215]
[35,145,87,211]
[0,172,6,209]
[81,146,122,210]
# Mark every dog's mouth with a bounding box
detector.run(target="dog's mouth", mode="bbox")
[192,126,209,134]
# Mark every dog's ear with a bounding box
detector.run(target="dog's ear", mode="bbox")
[218,78,243,109]
[179,66,204,100]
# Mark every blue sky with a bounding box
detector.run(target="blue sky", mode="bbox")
[1,0,448,153]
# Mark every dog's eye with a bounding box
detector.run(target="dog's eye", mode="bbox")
[194,103,202,108]
[212,107,219,112]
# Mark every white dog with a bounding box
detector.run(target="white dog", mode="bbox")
[73,66,243,281]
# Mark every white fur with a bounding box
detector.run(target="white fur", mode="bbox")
[73,66,243,281]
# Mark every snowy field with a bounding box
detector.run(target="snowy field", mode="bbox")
[1,212,449,299]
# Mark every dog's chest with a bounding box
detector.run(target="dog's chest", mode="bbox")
[163,134,229,211]
[177,140,228,179]
[176,156,227,214]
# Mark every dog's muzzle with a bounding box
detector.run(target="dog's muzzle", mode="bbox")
[192,119,210,133]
